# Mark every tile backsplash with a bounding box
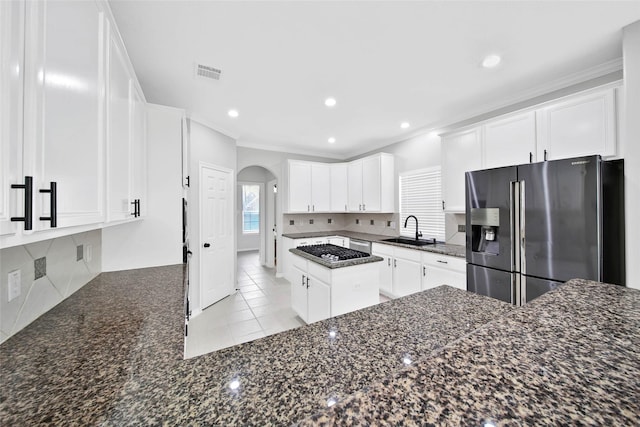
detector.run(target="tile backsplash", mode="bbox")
[283,213,399,237]
[0,230,102,344]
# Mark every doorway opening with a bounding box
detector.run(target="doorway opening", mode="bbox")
[236,166,277,268]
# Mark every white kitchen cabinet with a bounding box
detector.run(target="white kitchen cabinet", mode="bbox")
[130,84,147,217]
[483,111,537,168]
[288,160,331,213]
[310,163,330,212]
[422,252,466,291]
[441,127,482,212]
[537,87,616,161]
[288,161,312,212]
[0,0,24,237]
[107,30,133,222]
[306,273,331,323]
[327,236,349,248]
[291,265,308,319]
[24,0,106,231]
[330,163,348,212]
[347,153,394,212]
[371,243,422,297]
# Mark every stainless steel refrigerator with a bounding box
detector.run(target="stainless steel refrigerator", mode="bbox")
[465,155,624,305]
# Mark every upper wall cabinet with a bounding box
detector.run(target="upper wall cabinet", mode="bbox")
[330,163,348,212]
[1,0,146,248]
[288,160,330,213]
[537,88,616,161]
[441,127,482,212]
[0,1,25,238]
[483,111,537,169]
[348,153,394,213]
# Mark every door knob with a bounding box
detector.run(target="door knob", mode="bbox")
[203,243,211,248]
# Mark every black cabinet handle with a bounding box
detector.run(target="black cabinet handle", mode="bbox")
[203,243,211,248]
[529,152,533,163]
[130,199,141,217]
[437,259,448,264]
[11,176,33,230]
[306,276,310,288]
[39,181,57,227]
[544,149,548,161]
[136,199,141,217]
[442,200,445,210]
[423,266,426,276]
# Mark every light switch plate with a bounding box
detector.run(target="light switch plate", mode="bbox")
[8,270,21,302]
[86,245,93,262]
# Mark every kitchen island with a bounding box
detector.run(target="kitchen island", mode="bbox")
[1,265,639,425]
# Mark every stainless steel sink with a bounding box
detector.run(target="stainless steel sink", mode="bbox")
[380,237,437,246]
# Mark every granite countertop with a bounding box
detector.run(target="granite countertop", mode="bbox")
[0,265,510,425]
[2,266,639,425]
[300,279,640,426]
[289,247,384,268]
[282,230,466,258]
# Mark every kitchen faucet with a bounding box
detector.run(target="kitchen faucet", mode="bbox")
[404,215,422,240]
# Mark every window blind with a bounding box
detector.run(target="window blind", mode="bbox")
[399,167,445,240]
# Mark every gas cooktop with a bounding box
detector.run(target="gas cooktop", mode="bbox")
[296,244,370,262]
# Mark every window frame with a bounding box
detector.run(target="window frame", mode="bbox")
[398,167,445,241]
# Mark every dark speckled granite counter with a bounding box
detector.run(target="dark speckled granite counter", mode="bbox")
[282,230,466,258]
[2,266,639,425]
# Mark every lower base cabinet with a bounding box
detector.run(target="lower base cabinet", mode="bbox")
[290,253,380,323]
[422,252,466,291]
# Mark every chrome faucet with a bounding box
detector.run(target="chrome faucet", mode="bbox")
[404,215,422,240]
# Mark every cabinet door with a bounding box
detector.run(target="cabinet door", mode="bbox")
[130,83,146,216]
[484,111,536,169]
[290,266,307,321]
[288,161,311,212]
[441,128,482,212]
[423,265,466,291]
[393,257,422,297]
[107,30,132,221]
[327,237,344,247]
[347,160,363,211]
[0,0,24,237]
[330,163,348,212]
[375,254,394,295]
[307,275,331,323]
[537,88,616,160]
[310,163,330,212]
[362,155,381,211]
[25,0,105,230]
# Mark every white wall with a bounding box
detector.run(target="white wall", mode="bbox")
[102,104,184,272]
[623,21,640,289]
[189,119,237,314]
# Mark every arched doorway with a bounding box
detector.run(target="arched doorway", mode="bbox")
[237,166,277,267]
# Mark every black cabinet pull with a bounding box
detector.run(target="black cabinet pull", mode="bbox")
[529,152,533,163]
[442,200,445,210]
[130,199,141,217]
[11,176,33,230]
[39,181,57,227]
[544,149,548,161]
[136,199,141,217]
[203,243,211,248]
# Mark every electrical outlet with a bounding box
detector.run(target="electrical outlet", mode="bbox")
[8,270,21,302]
[86,244,93,262]
[328,218,332,224]
[355,219,360,225]
[309,219,314,224]
[289,220,294,225]
[34,257,46,280]
[387,221,391,227]
[370,220,375,225]
[77,244,84,261]
[458,224,466,233]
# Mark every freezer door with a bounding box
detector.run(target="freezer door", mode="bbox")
[524,276,563,303]
[465,166,518,272]
[467,264,514,304]
[518,156,601,282]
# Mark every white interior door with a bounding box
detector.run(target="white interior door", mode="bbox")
[200,163,234,309]
[265,179,276,268]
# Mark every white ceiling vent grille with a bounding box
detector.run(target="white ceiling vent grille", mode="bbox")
[196,64,222,80]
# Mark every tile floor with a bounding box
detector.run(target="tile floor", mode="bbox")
[185,250,303,358]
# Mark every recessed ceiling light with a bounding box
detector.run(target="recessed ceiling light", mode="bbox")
[400,122,410,129]
[324,97,337,107]
[482,54,501,68]
[228,109,239,118]
[328,137,336,144]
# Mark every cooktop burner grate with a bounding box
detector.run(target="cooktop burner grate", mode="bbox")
[296,244,369,262]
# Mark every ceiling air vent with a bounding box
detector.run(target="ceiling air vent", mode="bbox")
[195,64,222,80]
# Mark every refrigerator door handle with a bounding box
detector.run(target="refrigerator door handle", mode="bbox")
[513,272,520,306]
[510,181,519,272]
[520,275,527,306]
[519,180,526,276]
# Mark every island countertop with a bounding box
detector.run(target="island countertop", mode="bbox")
[289,246,384,268]
[1,265,639,426]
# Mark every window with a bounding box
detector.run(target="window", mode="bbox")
[399,167,445,241]
[242,184,260,234]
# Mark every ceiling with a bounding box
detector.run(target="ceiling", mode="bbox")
[109,1,640,159]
